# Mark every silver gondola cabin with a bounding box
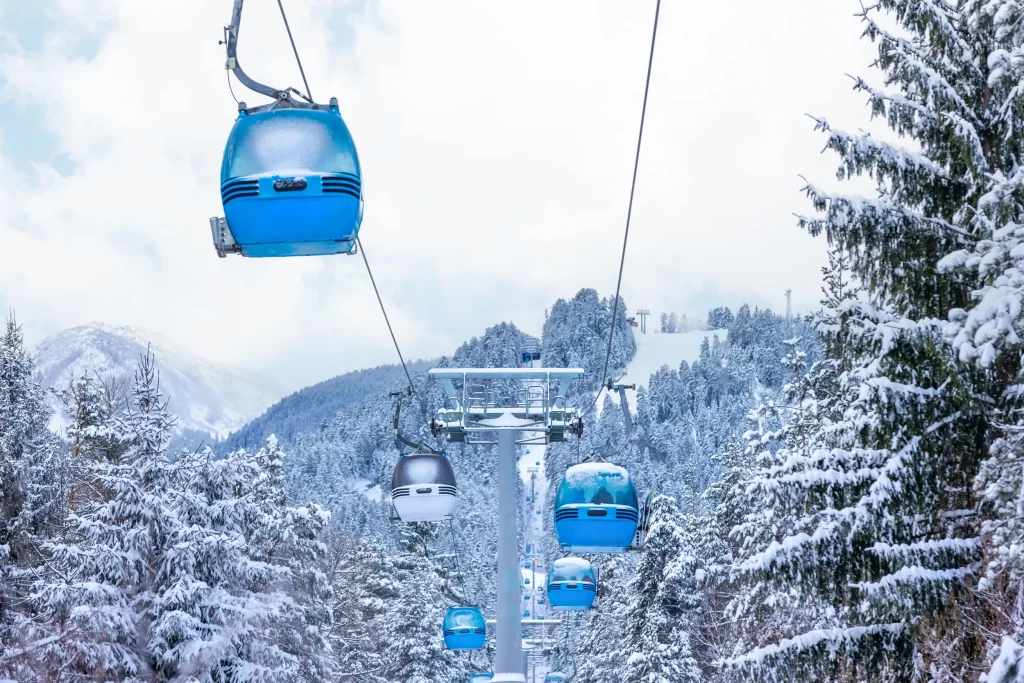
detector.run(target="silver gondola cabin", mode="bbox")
[391,452,457,522]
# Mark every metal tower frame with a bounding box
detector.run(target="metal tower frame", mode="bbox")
[428,368,585,683]
[635,308,650,334]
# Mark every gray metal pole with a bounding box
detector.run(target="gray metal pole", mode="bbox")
[494,429,525,682]
[531,474,536,617]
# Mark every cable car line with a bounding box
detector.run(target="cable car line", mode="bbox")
[276,0,313,103]
[266,0,421,401]
[362,236,417,395]
[589,0,662,416]
[449,518,473,603]
[210,2,666,670]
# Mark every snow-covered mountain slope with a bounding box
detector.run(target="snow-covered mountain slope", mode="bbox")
[612,329,728,410]
[32,323,285,438]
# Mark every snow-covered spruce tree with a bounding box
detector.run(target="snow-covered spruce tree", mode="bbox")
[717,1,1007,679]
[542,289,636,392]
[246,436,334,683]
[619,494,701,683]
[145,442,305,682]
[685,471,740,680]
[29,350,177,681]
[329,534,394,683]
[719,348,848,678]
[724,304,984,678]
[57,371,127,458]
[0,313,65,678]
[381,523,468,683]
[573,555,633,683]
[931,2,1024,678]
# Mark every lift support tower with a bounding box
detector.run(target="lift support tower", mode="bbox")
[429,368,584,683]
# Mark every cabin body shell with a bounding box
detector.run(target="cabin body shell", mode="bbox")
[391,453,458,522]
[443,606,486,651]
[218,106,362,258]
[554,463,640,552]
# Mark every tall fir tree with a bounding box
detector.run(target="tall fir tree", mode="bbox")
[246,436,335,683]
[331,533,394,683]
[0,313,64,679]
[933,1,1024,677]
[381,523,468,683]
[619,495,701,683]
[715,0,1019,678]
[573,555,633,683]
[30,350,178,681]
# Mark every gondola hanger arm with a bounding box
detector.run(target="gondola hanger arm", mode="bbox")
[222,0,289,101]
[390,390,442,454]
[587,383,636,462]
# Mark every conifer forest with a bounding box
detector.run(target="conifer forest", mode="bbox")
[11,1,1024,682]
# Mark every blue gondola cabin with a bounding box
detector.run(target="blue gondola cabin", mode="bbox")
[212,100,363,258]
[554,462,639,553]
[443,607,486,650]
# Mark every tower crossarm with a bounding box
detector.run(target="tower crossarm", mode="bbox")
[428,368,585,443]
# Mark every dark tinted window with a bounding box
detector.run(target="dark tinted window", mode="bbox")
[393,455,456,488]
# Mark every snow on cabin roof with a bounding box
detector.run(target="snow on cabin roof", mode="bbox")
[564,462,630,486]
[552,557,592,573]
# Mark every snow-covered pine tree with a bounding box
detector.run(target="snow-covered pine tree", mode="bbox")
[330,534,394,683]
[145,441,305,682]
[708,307,734,330]
[573,555,633,683]
[725,300,984,677]
[930,2,1024,677]
[55,372,127,513]
[28,350,178,681]
[718,336,846,679]
[0,313,64,679]
[542,289,636,392]
[716,0,1007,678]
[381,523,468,683]
[619,495,701,683]
[246,436,334,683]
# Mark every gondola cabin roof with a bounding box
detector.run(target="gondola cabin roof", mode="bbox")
[548,557,596,583]
[392,452,456,488]
[221,107,359,183]
[556,462,638,509]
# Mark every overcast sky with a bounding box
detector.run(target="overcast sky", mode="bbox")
[0,0,879,391]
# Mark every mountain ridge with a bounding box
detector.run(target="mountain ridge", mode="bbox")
[32,322,285,438]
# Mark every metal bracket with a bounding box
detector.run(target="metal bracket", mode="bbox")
[209,217,240,258]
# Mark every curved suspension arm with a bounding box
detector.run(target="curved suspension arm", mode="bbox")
[224,0,286,100]
[592,383,635,460]
[390,391,442,454]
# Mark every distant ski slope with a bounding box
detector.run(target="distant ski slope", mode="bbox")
[610,328,729,411]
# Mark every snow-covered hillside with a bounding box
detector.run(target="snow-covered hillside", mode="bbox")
[610,328,728,409]
[33,323,284,438]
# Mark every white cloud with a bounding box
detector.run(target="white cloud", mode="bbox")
[0,0,879,390]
